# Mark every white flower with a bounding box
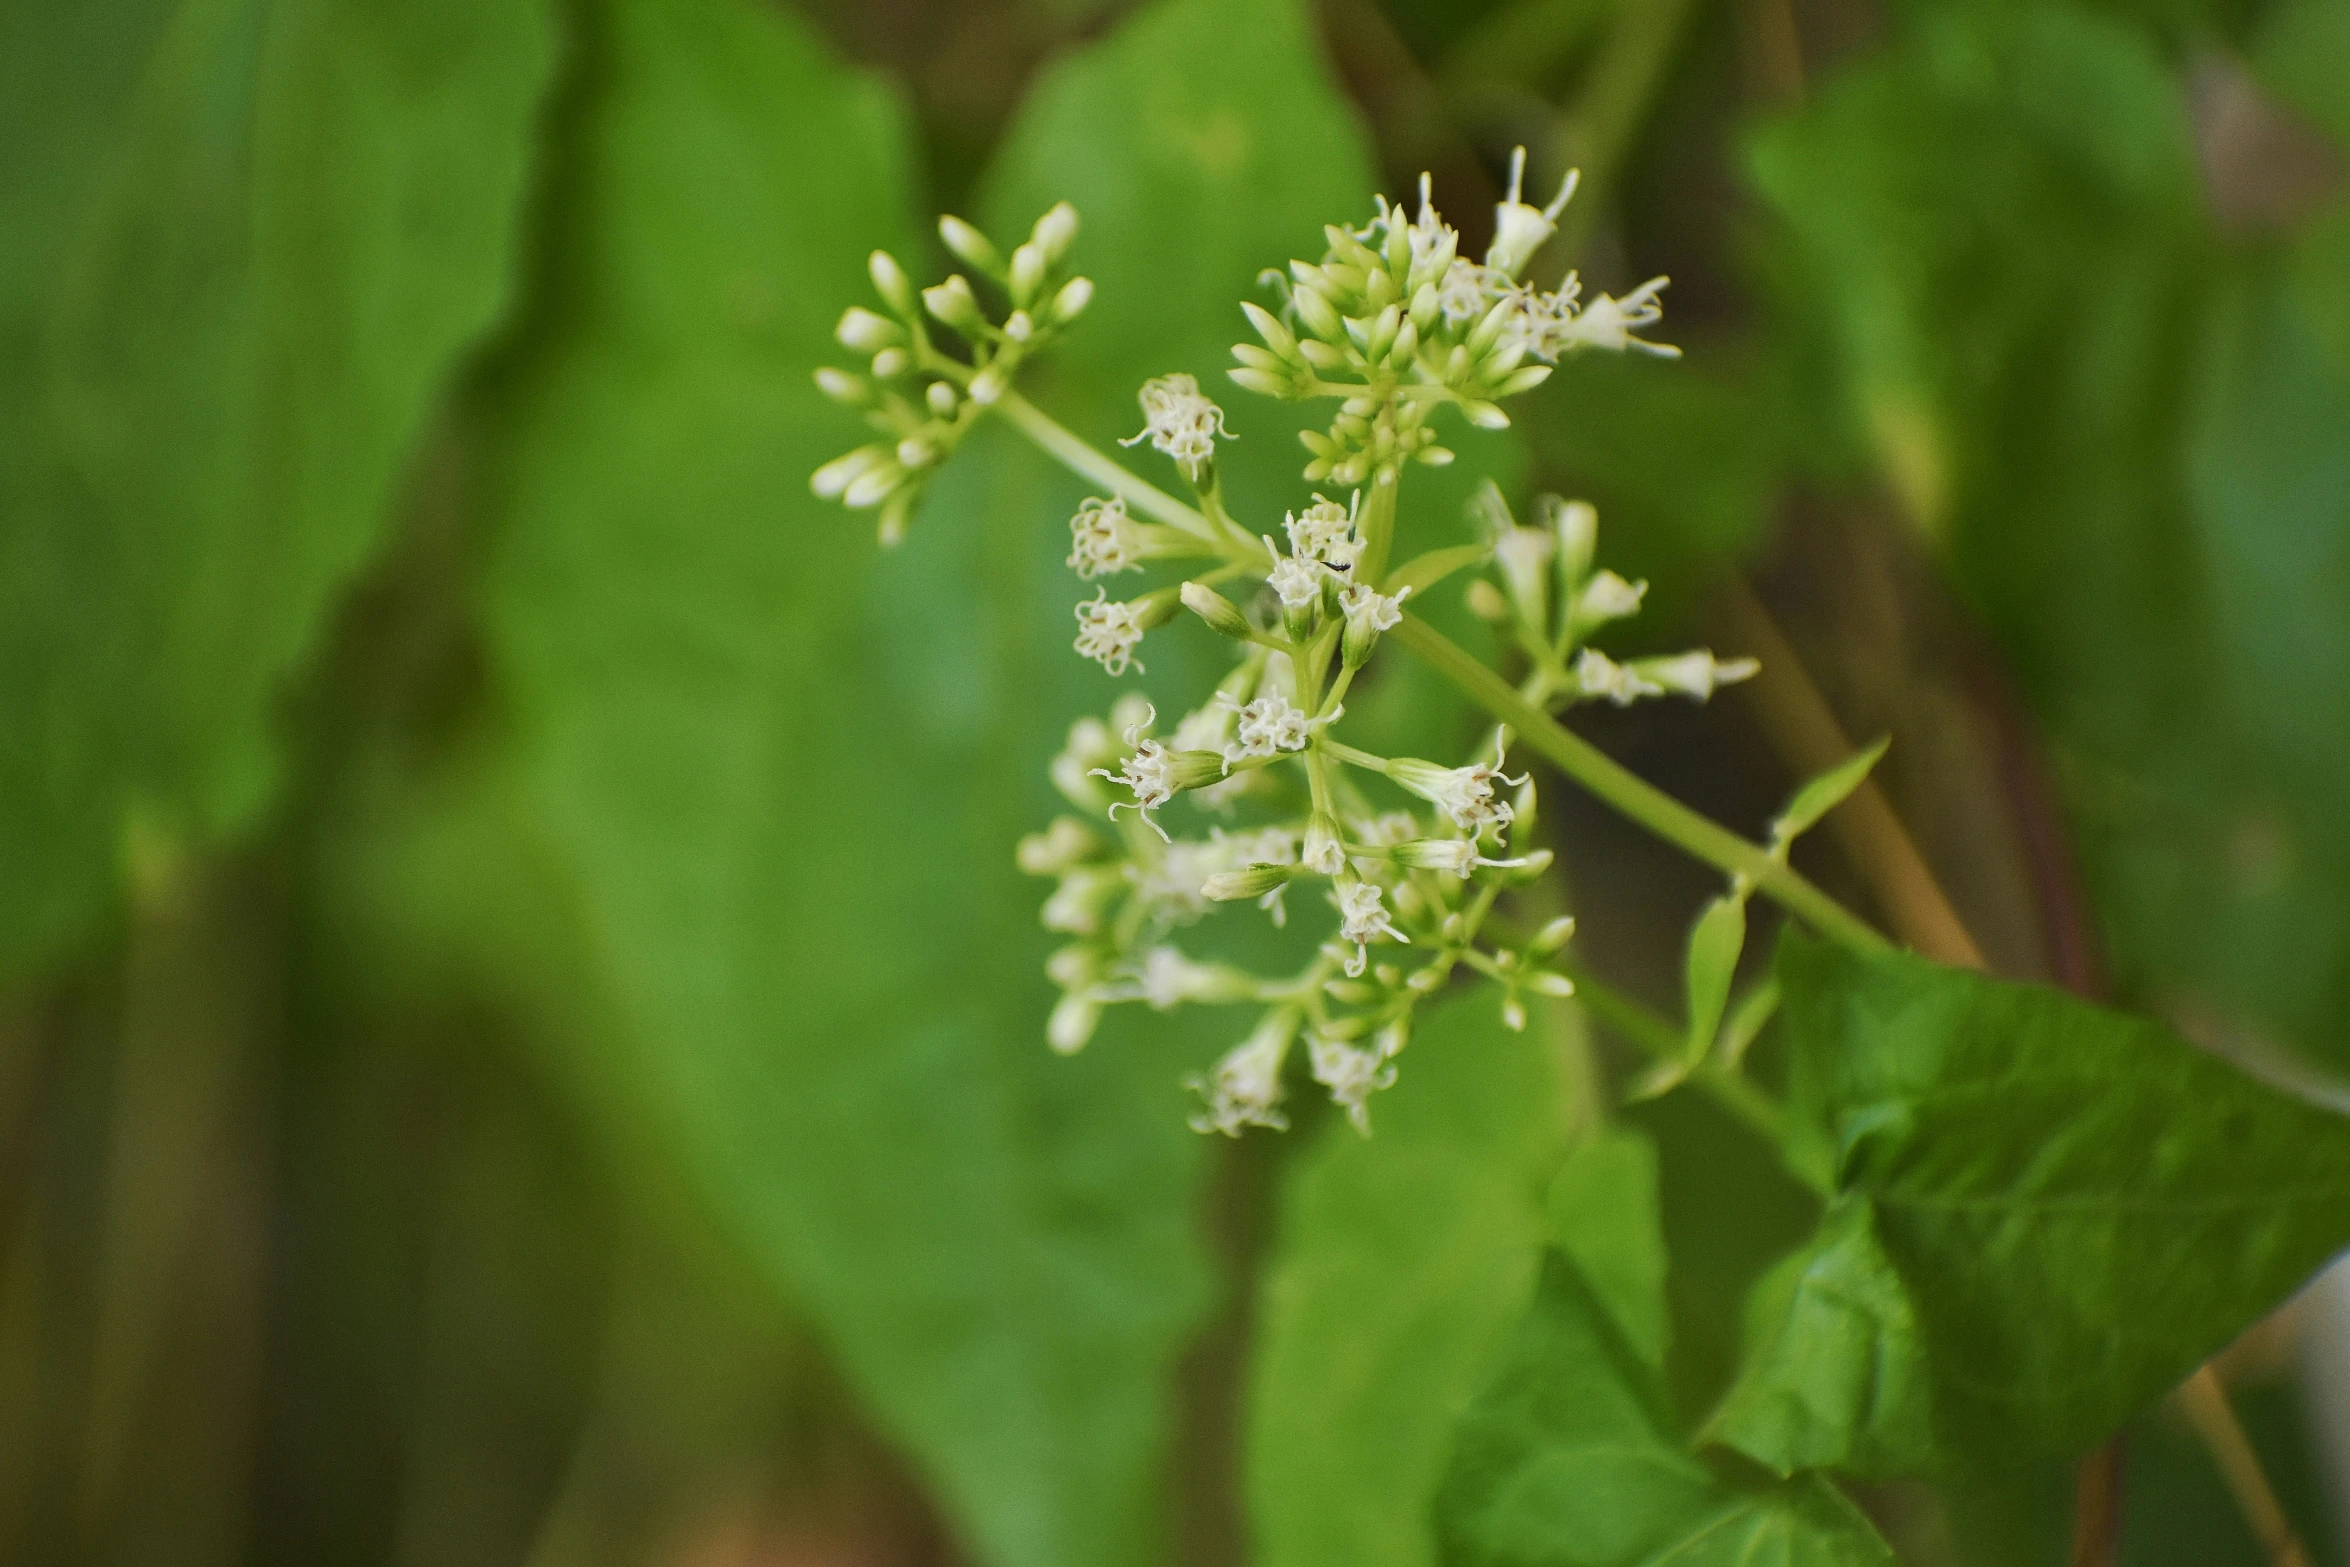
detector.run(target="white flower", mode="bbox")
[1309,1026,1403,1133]
[1041,866,1122,934]
[1068,495,1144,578]
[1438,258,1502,328]
[1486,147,1579,280]
[1553,278,1678,358]
[1221,689,1322,761]
[1091,704,1175,839]
[1576,569,1648,623]
[1335,880,1409,976]
[1188,1013,1296,1136]
[1389,738,1529,836]
[1264,540,1328,609]
[1404,173,1459,277]
[1074,590,1149,675]
[1120,373,1230,475]
[1640,650,1761,701]
[1285,495,1362,568]
[1337,581,1407,633]
[1574,647,1663,706]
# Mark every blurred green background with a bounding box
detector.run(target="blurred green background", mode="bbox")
[3,0,2347,1563]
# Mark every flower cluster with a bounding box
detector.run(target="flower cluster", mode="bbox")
[1231,150,1678,488]
[814,149,1749,1139]
[1461,484,1759,710]
[811,204,1094,542]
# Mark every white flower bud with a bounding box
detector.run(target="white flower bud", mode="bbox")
[1577,569,1648,624]
[1048,993,1102,1055]
[1303,813,1345,877]
[968,365,1006,405]
[842,461,902,510]
[1188,1011,1294,1137]
[1493,527,1554,629]
[926,380,959,416]
[870,347,909,379]
[867,250,914,312]
[835,306,901,352]
[1202,863,1296,902]
[1009,241,1047,306]
[1486,148,1577,279]
[922,274,984,331]
[810,444,888,500]
[1547,496,1598,587]
[1181,580,1253,640]
[1031,200,1079,264]
[938,214,1002,276]
[814,367,868,404]
[1051,276,1094,321]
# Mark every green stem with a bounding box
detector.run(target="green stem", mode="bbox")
[1390,614,1892,955]
[1357,462,1402,584]
[993,390,1221,543]
[1553,958,1793,1152]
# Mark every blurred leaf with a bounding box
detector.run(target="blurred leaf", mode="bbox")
[1713,936,2350,1477]
[0,0,555,981]
[1247,1002,1567,1567]
[1772,739,1888,847]
[1679,895,1745,1068]
[1545,1130,1670,1372]
[1433,1141,1892,1567]
[1752,2,2350,1075]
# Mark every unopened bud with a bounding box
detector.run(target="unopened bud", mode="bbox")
[938,214,1003,276]
[1031,201,1079,263]
[1530,915,1577,954]
[810,444,888,500]
[1292,285,1344,343]
[1494,527,1555,628]
[1009,242,1046,306]
[835,306,901,352]
[870,347,909,379]
[867,250,914,312]
[1546,496,1598,587]
[968,365,1006,405]
[922,274,984,331]
[1242,301,1298,361]
[1181,581,1254,640]
[1051,276,1094,321]
[1048,994,1102,1054]
[926,380,959,416]
[1203,863,1297,902]
[1527,971,1576,998]
[814,367,868,404]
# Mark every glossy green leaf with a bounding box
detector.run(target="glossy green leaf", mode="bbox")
[1248,1002,1568,1567]
[1770,739,1888,849]
[1435,1144,1892,1567]
[0,0,555,981]
[1680,895,1748,1067]
[1713,936,2350,1477]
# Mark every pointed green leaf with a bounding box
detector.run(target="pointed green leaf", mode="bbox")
[1715,935,2350,1476]
[1250,1002,1568,1567]
[1436,1148,1893,1567]
[1770,738,1889,849]
[1682,894,1749,1066]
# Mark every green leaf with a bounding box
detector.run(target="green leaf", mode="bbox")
[0,0,556,980]
[1248,1001,1568,1567]
[1771,739,1888,848]
[1714,935,2350,1477]
[1435,1144,1893,1567]
[1681,895,1748,1067]
[1547,1131,1672,1372]
[1704,1199,1936,1477]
